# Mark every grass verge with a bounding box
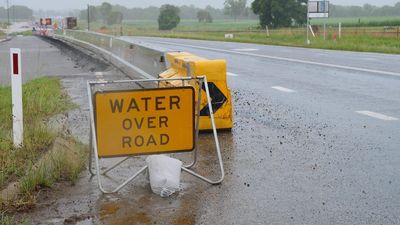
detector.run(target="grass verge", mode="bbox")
[83,19,400,54]
[0,77,88,216]
[0,212,27,225]
[123,29,400,54]
[0,30,5,40]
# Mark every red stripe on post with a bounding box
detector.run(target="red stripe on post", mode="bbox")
[12,53,19,75]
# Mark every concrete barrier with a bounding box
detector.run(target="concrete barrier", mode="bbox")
[54,30,167,79]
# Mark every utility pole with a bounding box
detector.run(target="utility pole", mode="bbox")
[87,4,90,31]
[306,0,310,45]
[6,0,10,37]
[6,0,10,25]
[12,2,15,23]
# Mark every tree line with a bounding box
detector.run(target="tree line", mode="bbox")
[0,5,33,20]
[330,2,400,17]
[78,2,123,25]
[77,1,400,28]
[78,3,258,22]
[1,1,399,28]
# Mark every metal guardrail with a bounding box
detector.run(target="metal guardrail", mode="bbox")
[55,30,167,79]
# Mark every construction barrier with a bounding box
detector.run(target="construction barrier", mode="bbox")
[160,52,233,131]
[44,30,233,131]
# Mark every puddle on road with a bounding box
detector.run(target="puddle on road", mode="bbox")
[95,132,235,225]
[98,184,201,225]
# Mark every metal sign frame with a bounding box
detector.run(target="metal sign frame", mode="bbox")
[87,76,224,194]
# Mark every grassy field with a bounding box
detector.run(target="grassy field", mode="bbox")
[0,30,5,39]
[79,17,400,54]
[0,77,87,215]
[124,19,260,31]
[312,16,400,27]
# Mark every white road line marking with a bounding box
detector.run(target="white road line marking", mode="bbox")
[227,72,239,77]
[145,39,400,78]
[356,111,398,121]
[362,57,378,61]
[271,86,296,93]
[95,71,104,76]
[232,48,258,51]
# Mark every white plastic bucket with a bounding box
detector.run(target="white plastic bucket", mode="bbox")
[146,155,182,197]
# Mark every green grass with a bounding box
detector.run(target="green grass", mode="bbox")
[79,17,400,54]
[12,31,33,37]
[0,212,28,225]
[0,77,88,215]
[0,77,75,189]
[123,19,260,31]
[0,30,5,39]
[80,19,261,32]
[312,16,400,27]
[118,28,400,54]
[19,137,88,196]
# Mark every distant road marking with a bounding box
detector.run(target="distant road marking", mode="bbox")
[227,72,239,77]
[232,48,258,51]
[362,57,378,61]
[144,39,400,78]
[271,86,296,93]
[356,111,398,121]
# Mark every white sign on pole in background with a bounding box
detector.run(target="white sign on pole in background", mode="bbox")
[308,1,329,18]
[10,48,23,147]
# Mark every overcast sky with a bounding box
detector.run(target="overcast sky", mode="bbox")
[4,0,400,11]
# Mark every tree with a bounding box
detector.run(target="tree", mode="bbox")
[158,4,180,30]
[224,0,247,21]
[252,0,307,28]
[107,11,123,25]
[99,2,112,23]
[79,5,98,22]
[9,5,33,20]
[197,10,213,23]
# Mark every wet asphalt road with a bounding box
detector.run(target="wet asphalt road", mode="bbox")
[120,36,400,224]
[2,36,400,224]
[0,36,101,85]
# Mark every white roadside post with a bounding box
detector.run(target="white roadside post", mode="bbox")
[10,48,23,147]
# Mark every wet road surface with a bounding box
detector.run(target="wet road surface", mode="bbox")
[3,36,400,224]
[0,36,109,86]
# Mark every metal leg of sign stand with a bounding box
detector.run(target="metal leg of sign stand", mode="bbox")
[87,82,147,194]
[182,78,203,169]
[88,125,95,176]
[101,157,131,175]
[182,77,224,184]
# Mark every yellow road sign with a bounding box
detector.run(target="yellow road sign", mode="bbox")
[95,87,195,157]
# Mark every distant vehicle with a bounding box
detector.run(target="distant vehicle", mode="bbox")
[40,18,52,26]
[64,17,77,29]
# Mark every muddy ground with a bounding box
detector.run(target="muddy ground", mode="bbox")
[3,36,399,225]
